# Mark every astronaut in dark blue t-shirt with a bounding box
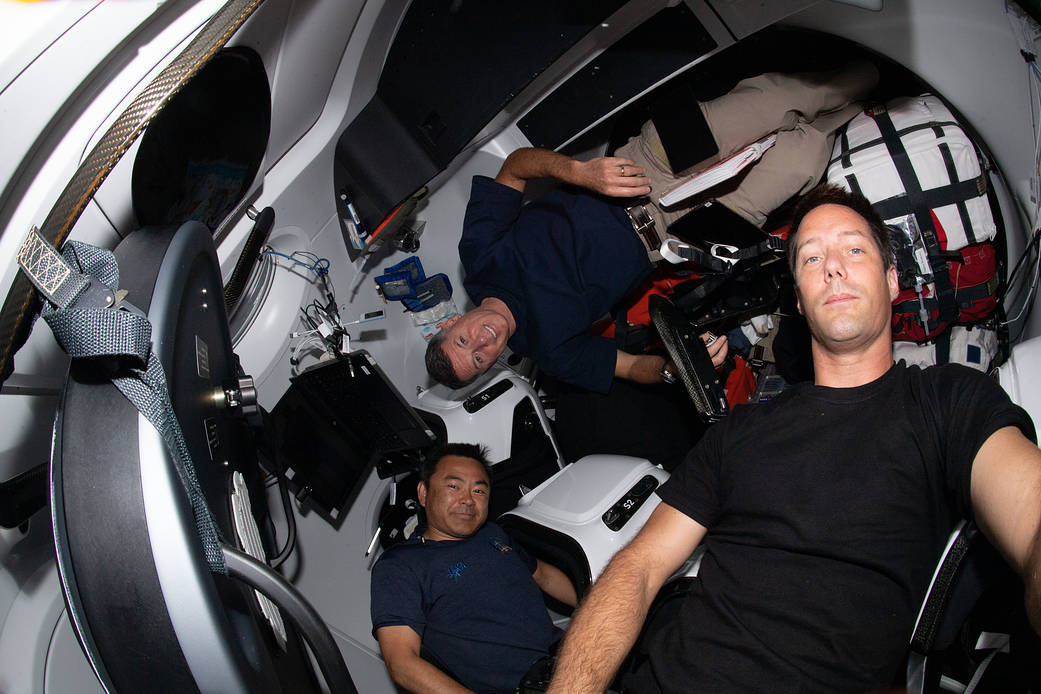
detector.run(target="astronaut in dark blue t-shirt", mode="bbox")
[370,443,576,694]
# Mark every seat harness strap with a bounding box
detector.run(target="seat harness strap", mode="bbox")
[17,227,226,574]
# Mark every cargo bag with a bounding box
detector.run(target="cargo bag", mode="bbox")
[826,94,1001,341]
[893,325,999,373]
[891,241,999,342]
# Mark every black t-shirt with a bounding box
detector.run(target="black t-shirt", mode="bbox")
[652,361,1034,693]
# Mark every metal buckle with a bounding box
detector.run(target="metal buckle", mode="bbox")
[17,226,145,316]
[709,243,739,267]
[625,204,661,251]
[63,275,145,317]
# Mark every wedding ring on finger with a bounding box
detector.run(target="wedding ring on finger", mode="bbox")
[620,165,626,176]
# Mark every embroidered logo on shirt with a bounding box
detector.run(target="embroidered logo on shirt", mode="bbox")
[448,561,467,581]
[491,538,513,554]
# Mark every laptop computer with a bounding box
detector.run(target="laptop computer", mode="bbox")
[270,350,436,526]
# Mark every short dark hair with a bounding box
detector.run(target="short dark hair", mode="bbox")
[424,331,474,390]
[420,442,492,485]
[788,183,894,278]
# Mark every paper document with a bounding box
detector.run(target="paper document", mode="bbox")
[658,133,777,207]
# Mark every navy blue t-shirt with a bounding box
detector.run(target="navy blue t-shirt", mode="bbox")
[649,362,1035,693]
[459,176,652,393]
[370,522,561,693]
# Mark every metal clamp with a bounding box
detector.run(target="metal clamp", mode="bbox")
[709,243,740,267]
[658,239,729,273]
[659,238,688,265]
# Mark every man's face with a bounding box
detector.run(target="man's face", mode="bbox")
[440,306,511,383]
[418,455,490,541]
[793,204,899,354]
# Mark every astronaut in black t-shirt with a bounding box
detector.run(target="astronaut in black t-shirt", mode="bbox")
[547,184,1041,693]
[370,443,576,694]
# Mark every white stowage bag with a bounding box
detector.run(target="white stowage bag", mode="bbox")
[826,93,997,251]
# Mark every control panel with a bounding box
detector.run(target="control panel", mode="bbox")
[463,378,514,413]
[602,475,659,531]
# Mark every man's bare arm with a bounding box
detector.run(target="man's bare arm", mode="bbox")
[614,334,728,385]
[969,425,1041,634]
[375,625,474,694]
[494,147,650,197]
[614,351,667,384]
[547,504,707,693]
[533,559,578,607]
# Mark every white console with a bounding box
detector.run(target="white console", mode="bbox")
[500,455,668,595]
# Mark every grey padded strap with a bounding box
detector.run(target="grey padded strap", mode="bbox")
[0,0,267,387]
[20,233,226,574]
[108,347,226,573]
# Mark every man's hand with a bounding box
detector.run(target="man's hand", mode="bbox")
[572,156,651,198]
[616,333,728,387]
[494,148,650,197]
[703,332,728,370]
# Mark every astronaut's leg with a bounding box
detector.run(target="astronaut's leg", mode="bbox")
[715,124,832,227]
[698,60,878,167]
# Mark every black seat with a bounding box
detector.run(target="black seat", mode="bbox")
[51,222,355,693]
[906,521,1040,693]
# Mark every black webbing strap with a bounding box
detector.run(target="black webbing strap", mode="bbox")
[707,235,786,268]
[910,523,977,653]
[893,274,995,316]
[839,129,853,169]
[871,108,960,331]
[612,306,648,352]
[935,131,979,245]
[672,274,725,314]
[871,175,986,225]
[831,115,987,233]
[733,235,786,261]
[827,119,964,168]
[0,0,266,387]
[844,172,864,199]
[934,330,952,365]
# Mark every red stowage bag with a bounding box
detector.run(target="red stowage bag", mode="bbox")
[724,355,756,408]
[891,240,998,342]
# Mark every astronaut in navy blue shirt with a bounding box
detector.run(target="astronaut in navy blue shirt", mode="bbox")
[424,148,728,394]
[370,443,577,694]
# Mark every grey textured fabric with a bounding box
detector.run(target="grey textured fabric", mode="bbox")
[35,239,227,574]
[44,308,151,363]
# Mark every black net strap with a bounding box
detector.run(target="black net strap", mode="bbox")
[870,107,961,332]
